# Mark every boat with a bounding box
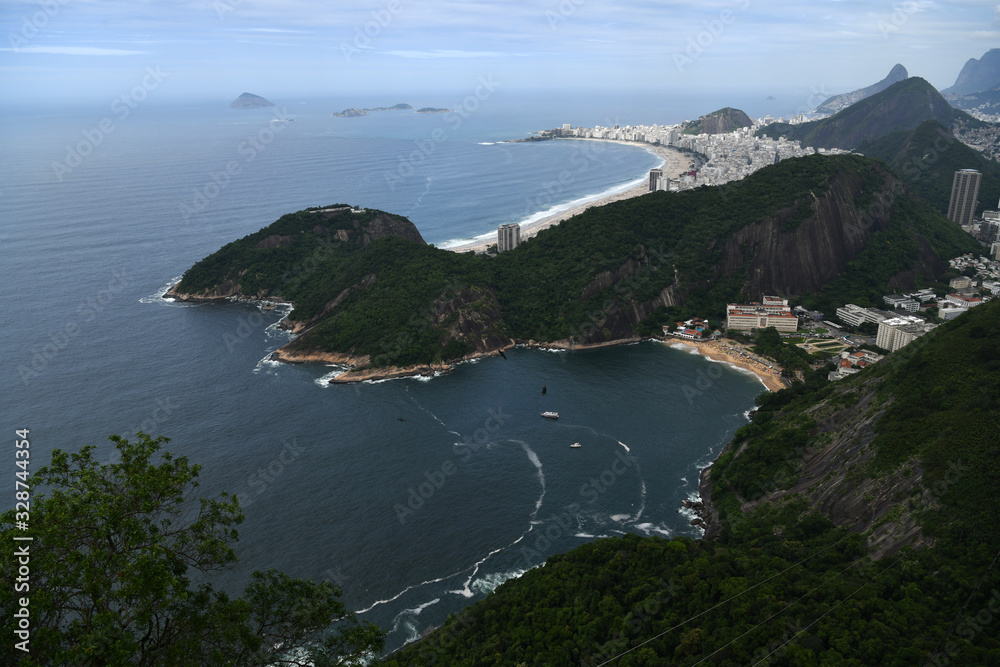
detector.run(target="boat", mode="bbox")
[541,411,559,419]
[570,442,581,448]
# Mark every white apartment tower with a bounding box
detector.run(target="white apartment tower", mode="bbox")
[946,169,981,227]
[497,223,520,252]
[648,168,663,192]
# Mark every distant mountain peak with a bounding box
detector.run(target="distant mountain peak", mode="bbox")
[815,64,908,114]
[761,77,982,151]
[229,92,275,108]
[942,48,1000,96]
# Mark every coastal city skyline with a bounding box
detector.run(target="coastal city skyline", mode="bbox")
[1,0,997,104]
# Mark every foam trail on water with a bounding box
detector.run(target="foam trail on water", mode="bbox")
[407,176,432,215]
[618,440,630,453]
[390,597,442,646]
[405,387,460,436]
[451,534,526,598]
[356,568,468,614]
[633,477,647,523]
[634,522,672,537]
[517,440,546,519]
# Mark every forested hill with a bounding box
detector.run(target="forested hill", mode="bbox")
[168,154,978,371]
[758,77,985,150]
[381,299,1000,666]
[682,107,753,135]
[857,119,1000,218]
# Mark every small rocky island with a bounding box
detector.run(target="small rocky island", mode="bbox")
[332,108,369,117]
[331,104,449,117]
[229,92,275,108]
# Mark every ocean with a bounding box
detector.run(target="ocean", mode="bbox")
[2,92,773,654]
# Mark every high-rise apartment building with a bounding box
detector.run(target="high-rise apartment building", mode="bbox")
[497,223,520,252]
[946,169,981,227]
[876,316,936,353]
[648,168,662,192]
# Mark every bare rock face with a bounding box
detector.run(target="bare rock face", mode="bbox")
[360,213,426,246]
[719,170,896,299]
[165,279,241,302]
[256,235,292,249]
[434,287,512,354]
[571,161,930,347]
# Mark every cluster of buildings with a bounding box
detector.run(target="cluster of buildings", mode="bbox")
[553,117,839,191]
[832,262,996,352]
[954,121,1000,161]
[875,315,938,352]
[725,296,799,332]
[834,302,939,353]
[828,349,885,381]
[946,169,1000,260]
[666,317,713,340]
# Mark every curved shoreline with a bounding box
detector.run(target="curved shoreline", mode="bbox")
[662,337,786,392]
[443,140,692,254]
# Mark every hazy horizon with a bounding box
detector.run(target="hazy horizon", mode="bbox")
[1,0,996,107]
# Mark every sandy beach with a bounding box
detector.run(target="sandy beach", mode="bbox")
[446,139,692,254]
[666,337,786,393]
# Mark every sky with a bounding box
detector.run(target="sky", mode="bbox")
[0,0,997,105]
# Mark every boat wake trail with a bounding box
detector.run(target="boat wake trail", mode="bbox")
[556,424,646,526]
[355,568,469,614]
[516,440,546,519]
[407,176,432,215]
[404,386,460,437]
[357,438,547,614]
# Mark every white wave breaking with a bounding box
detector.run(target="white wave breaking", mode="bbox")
[139,275,189,305]
[633,522,672,537]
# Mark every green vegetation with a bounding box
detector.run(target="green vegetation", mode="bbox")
[174,155,977,368]
[745,326,814,371]
[383,300,1000,666]
[795,193,979,316]
[757,77,984,150]
[0,434,384,666]
[857,119,1000,218]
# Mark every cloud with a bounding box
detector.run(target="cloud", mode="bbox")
[0,46,146,55]
[384,49,517,59]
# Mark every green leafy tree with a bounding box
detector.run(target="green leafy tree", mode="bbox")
[0,434,384,666]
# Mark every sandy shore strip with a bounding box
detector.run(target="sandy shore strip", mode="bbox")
[665,337,786,392]
[445,139,693,254]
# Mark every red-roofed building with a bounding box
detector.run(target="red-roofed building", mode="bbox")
[726,296,798,332]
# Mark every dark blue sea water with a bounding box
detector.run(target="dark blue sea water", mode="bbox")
[1,94,767,654]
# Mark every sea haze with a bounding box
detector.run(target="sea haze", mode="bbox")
[2,95,766,654]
